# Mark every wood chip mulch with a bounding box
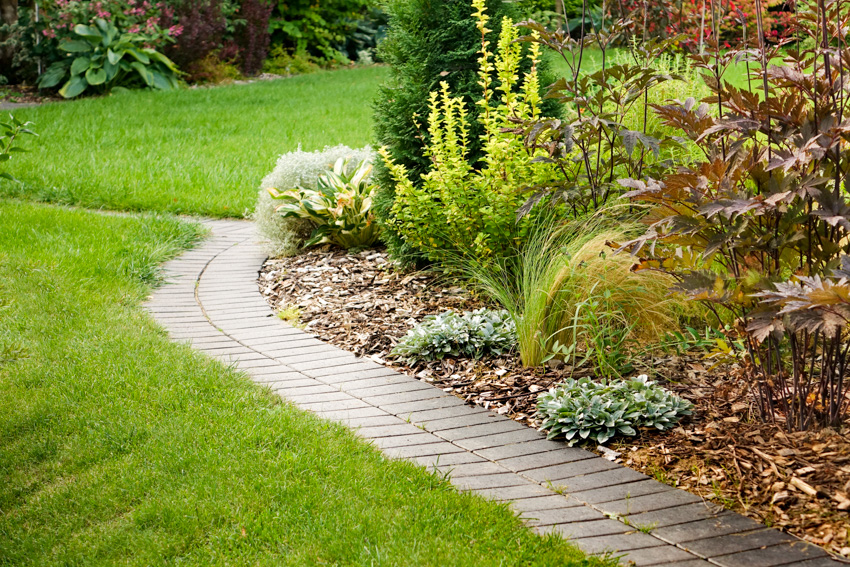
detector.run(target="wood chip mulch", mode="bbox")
[258,247,850,559]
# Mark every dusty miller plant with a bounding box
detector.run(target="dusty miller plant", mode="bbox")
[617,0,850,430]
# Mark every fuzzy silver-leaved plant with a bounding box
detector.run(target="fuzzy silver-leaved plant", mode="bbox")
[537,375,692,445]
[392,308,516,364]
[254,144,375,256]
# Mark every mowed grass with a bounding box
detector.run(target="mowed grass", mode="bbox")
[0,201,607,566]
[3,66,387,218]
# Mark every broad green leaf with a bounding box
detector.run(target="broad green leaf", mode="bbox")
[86,67,107,85]
[37,62,69,89]
[126,48,150,65]
[70,56,91,76]
[60,39,92,53]
[130,61,153,86]
[59,75,88,98]
[73,24,101,41]
[107,49,121,65]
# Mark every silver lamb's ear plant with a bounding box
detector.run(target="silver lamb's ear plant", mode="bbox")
[537,375,692,446]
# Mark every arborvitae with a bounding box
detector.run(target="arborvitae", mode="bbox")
[372,0,558,266]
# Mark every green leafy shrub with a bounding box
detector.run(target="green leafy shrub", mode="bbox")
[37,19,179,98]
[537,375,693,445]
[1,114,37,182]
[392,308,516,364]
[381,0,561,264]
[618,4,850,431]
[269,157,380,249]
[269,0,373,60]
[373,0,555,266]
[263,46,321,76]
[255,145,374,257]
[454,216,682,368]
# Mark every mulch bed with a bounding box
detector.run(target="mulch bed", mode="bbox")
[0,84,59,105]
[259,247,850,559]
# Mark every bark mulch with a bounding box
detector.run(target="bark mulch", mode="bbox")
[259,247,850,559]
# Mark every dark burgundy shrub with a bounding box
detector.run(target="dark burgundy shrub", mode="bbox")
[235,0,273,76]
[163,0,226,80]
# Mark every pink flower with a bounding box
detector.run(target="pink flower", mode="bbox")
[42,28,57,38]
[96,10,111,17]
[128,25,140,33]
[167,24,183,37]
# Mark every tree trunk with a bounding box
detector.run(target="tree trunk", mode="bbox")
[0,0,19,80]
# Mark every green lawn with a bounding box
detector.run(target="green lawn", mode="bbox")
[0,201,607,566]
[3,66,386,218]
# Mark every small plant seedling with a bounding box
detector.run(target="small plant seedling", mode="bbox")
[545,480,569,496]
[277,305,305,328]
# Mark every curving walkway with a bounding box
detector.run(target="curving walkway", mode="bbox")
[145,218,842,567]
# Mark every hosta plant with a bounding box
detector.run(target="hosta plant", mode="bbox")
[269,157,380,249]
[617,1,850,430]
[256,145,374,257]
[37,18,179,98]
[391,308,517,364]
[537,375,693,445]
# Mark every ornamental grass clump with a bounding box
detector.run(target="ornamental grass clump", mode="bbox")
[537,375,693,445]
[255,145,374,256]
[456,216,682,369]
[391,308,516,364]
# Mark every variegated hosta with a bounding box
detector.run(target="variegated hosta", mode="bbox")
[617,5,850,430]
[269,157,381,250]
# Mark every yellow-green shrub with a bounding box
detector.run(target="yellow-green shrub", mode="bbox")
[380,0,560,263]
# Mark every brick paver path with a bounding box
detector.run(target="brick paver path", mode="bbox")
[145,219,843,567]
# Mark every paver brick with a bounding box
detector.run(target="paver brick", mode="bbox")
[476,439,565,461]
[382,442,465,459]
[572,532,663,554]
[303,361,388,378]
[540,518,632,539]
[359,388,448,407]
[272,384,339,397]
[553,467,649,494]
[524,505,605,526]
[312,407,389,422]
[380,395,467,415]
[509,495,585,513]
[523,457,621,483]
[315,367,401,384]
[285,354,359,371]
[344,381,432,398]
[299,398,374,412]
[284,391,353,405]
[369,433,445,450]
[404,405,489,424]
[569,479,673,505]
[598,488,702,516]
[417,411,502,431]
[615,544,699,566]
[454,428,545,451]
[451,473,529,491]
[354,423,427,439]
[434,461,509,478]
[344,415,407,428]
[651,512,765,545]
[624,502,725,530]
[680,528,796,558]
[708,540,829,567]
[412,452,487,468]
[497,447,596,472]
[435,420,526,442]
[472,483,554,502]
